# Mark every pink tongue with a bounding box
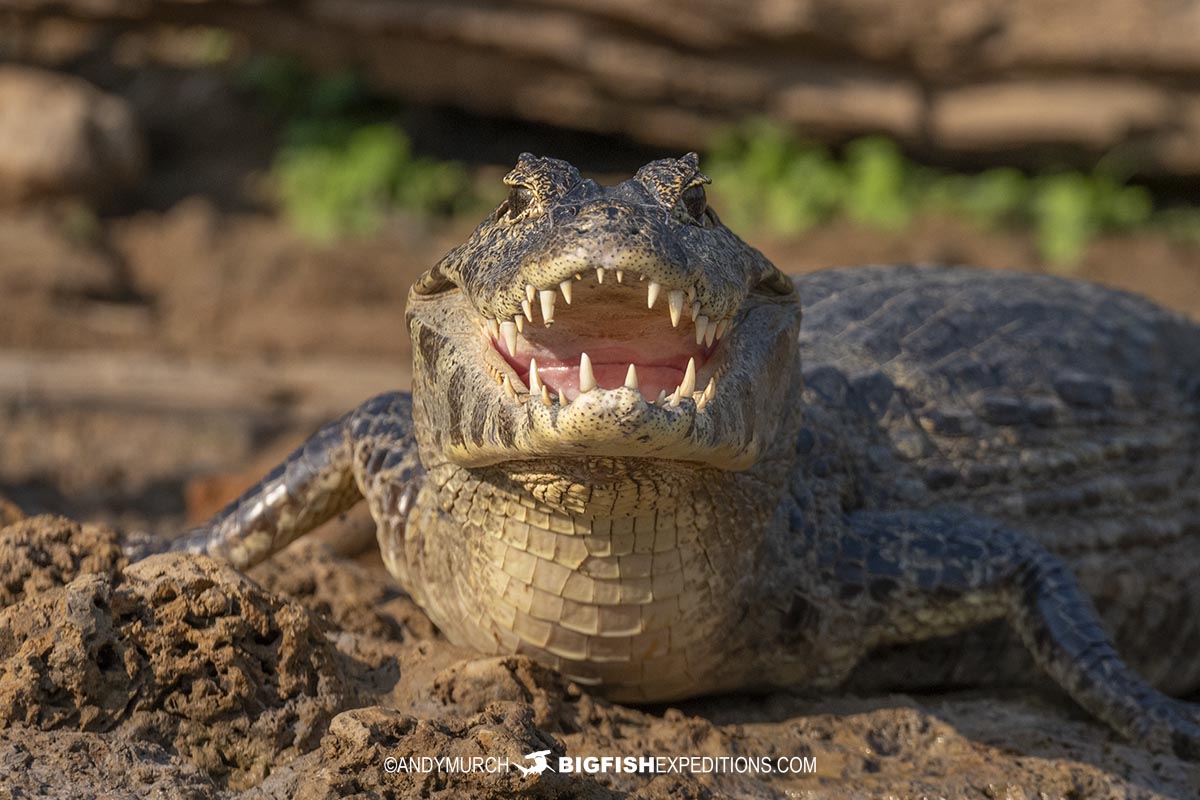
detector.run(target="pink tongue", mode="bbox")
[531,362,685,402]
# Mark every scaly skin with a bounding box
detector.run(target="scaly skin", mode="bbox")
[159,154,1200,759]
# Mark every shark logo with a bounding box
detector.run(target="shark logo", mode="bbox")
[515,749,553,776]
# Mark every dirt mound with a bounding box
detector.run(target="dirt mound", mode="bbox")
[0,513,125,607]
[0,532,360,789]
[0,514,1196,798]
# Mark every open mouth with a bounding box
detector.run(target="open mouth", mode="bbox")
[479,268,731,409]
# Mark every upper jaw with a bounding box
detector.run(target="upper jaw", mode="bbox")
[483,264,736,343]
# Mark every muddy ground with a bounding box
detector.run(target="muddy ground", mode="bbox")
[1,61,1200,798]
[2,514,1199,799]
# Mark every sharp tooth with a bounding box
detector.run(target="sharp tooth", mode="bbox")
[704,320,716,347]
[715,319,728,340]
[529,358,542,393]
[486,318,499,339]
[541,385,553,406]
[704,376,716,400]
[559,389,569,407]
[656,389,667,406]
[559,280,573,305]
[640,274,647,281]
[624,363,639,390]
[695,315,709,345]
[539,289,556,325]
[521,299,533,322]
[667,290,684,327]
[690,301,701,321]
[680,357,696,397]
[696,394,708,411]
[575,273,583,281]
[647,281,661,309]
[616,270,624,283]
[526,284,536,303]
[596,267,606,284]
[579,352,596,393]
[687,287,696,304]
[502,375,518,398]
[514,314,525,333]
[500,320,518,355]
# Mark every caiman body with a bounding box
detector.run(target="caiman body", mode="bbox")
[166,154,1200,758]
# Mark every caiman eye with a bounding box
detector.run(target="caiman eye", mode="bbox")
[501,185,535,220]
[680,183,707,223]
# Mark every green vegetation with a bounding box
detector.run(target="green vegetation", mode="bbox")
[239,56,477,241]
[706,121,1200,269]
[237,62,1200,258]
[273,123,473,240]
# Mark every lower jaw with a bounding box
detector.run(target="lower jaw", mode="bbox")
[495,457,713,516]
[528,362,688,403]
[484,346,722,410]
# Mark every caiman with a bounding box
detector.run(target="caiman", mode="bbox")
[157,153,1200,759]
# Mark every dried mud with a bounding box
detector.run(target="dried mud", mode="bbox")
[0,514,1196,799]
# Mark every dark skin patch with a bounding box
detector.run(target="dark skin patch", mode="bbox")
[781,593,821,640]
[495,406,517,448]
[415,325,445,373]
[445,366,468,448]
[470,395,490,448]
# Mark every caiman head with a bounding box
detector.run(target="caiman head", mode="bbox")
[407,153,801,491]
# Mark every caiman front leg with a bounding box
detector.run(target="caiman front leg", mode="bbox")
[162,392,422,570]
[815,509,1200,759]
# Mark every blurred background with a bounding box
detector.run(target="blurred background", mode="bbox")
[1,0,1198,539]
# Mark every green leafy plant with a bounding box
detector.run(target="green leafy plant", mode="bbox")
[239,56,477,240]
[706,121,1177,269]
[274,124,472,241]
[706,121,844,234]
[843,137,913,230]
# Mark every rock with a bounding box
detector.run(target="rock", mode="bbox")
[8,1,1200,172]
[0,66,145,205]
